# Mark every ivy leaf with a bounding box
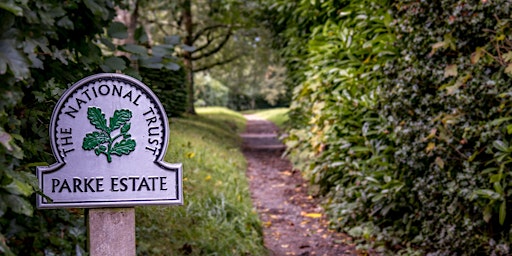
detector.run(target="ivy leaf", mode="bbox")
[3,194,33,216]
[87,107,109,132]
[82,131,109,150]
[0,39,31,79]
[109,109,132,131]
[111,139,136,156]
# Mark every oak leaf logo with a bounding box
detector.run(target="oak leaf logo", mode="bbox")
[82,107,136,162]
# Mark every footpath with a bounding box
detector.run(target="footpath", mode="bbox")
[240,114,358,256]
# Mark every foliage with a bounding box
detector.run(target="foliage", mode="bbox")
[82,107,136,163]
[0,0,181,254]
[375,0,512,253]
[136,107,266,255]
[265,0,512,254]
[194,73,230,107]
[140,65,188,117]
[0,0,117,254]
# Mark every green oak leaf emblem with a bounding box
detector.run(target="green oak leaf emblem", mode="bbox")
[82,107,136,162]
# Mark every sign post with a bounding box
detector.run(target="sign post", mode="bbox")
[36,73,183,255]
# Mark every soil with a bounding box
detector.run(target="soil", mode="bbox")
[241,114,359,256]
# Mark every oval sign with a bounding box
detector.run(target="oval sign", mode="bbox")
[36,73,183,208]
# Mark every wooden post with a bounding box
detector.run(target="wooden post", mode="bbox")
[87,208,135,256]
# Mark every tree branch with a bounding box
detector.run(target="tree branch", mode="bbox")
[191,29,232,61]
[192,24,231,43]
[193,54,242,72]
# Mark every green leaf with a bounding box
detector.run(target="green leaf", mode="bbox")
[500,201,506,225]
[120,44,147,56]
[109,109,132,130]
[103,56,126,71]
[164,35,181,45]
[493,140,509,152]
[83,0,109,20]
[134,26,148,44]
[483,205,492,223]
[111,139,136,156]
[56,16,74,30]
[0,2,23,16]
[121,123,131,135]
[100,38,116,51]
[2,179,33,196]
[0,39,31,79]
[165,62,180,71]
[152,45,174,57]
[107,22,128,39]
[140,56,164,69]
[82,131,109,150]
[87,107,109,132]
[474,189,501,200]
[3,194,33,216]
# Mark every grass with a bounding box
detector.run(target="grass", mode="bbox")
[136,107,266,255]
[249,108,289,129]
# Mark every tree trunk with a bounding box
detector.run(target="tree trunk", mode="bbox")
[115,0,139,70]
[183,0,196,114]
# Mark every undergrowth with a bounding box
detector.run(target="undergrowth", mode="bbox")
[136,107,266,255]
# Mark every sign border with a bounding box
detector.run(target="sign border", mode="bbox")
[36,73,183,208]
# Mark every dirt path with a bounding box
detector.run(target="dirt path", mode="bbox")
[241,114,357,256]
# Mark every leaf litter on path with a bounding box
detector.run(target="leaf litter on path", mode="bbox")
[241,114,360,256]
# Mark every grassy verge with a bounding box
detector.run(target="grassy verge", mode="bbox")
[136,107,266,255]
[250,108,289,129]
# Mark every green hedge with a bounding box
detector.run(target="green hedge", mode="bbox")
[140,66,188,117]
[267,0,512,254]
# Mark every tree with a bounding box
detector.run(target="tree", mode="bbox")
[140,0,260,114]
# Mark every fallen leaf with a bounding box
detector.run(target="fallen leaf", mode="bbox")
[426,142,436,153]
[302,212,322,218]
[444,64,458,78]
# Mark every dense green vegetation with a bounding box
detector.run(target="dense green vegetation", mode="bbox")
[4,0,512,254]
[265,0,512,254]
[137,107,266,255]
[0,1,184,254]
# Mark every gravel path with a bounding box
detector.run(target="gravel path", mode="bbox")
[240,114,358,256]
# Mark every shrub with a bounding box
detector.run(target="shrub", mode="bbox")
[140,65,188,117]
[267,0,512,254]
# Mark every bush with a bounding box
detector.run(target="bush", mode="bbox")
[194,74,229,107]
[267,0,512,254]
[140,65,188,117]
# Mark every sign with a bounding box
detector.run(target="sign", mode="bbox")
[36,73,183,208]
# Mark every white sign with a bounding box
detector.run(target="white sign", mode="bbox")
[37,73,183,208]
